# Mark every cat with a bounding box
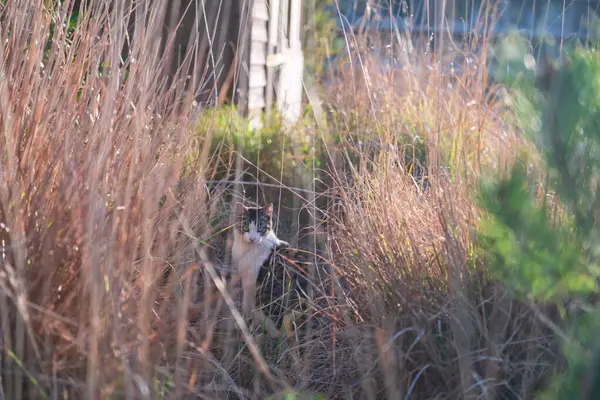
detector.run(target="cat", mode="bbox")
[230,202,290,318]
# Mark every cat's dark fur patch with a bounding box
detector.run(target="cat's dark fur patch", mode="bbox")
[256,247,314,328]
[238,206,273,235]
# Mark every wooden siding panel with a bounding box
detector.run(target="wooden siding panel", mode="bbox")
[250,40,267,65]
[252,0,269,21]
[252,22,268,43]
[249,65,267,88]
[248,88,266,109]
[248,0,268,128]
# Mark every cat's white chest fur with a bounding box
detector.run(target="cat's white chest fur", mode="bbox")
[231,229,281,317]
[231,232,273,278]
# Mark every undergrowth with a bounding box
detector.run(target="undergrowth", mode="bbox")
[0,0,593,399]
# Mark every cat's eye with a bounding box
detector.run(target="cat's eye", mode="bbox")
[242,220,249,231]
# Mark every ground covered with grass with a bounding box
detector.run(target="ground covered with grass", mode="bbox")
[0,0,598,399]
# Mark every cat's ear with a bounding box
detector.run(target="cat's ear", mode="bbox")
[234,202,247,217]
[263,203,273,216]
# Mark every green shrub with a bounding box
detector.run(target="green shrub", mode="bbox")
[478,40,600,399]
[187,105,321,186]
[302,0,342,86]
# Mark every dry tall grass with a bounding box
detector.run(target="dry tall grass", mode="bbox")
[321,33,557,397]
[0,0,568,399]
[0,0,205,398]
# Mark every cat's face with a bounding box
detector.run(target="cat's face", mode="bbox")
[235,203,273,244]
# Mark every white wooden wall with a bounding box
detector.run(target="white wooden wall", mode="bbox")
[248,0,304,130]
[248,0,268,131]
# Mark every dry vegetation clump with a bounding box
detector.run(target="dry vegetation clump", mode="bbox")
[328,154,559,398]
[323,30,525,184]
[0,0,223,398]
[321,31,561,398]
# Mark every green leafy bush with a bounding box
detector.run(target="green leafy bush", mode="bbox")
[478,41,600,399]
[188,105,321,185]
[302,0,342,86]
